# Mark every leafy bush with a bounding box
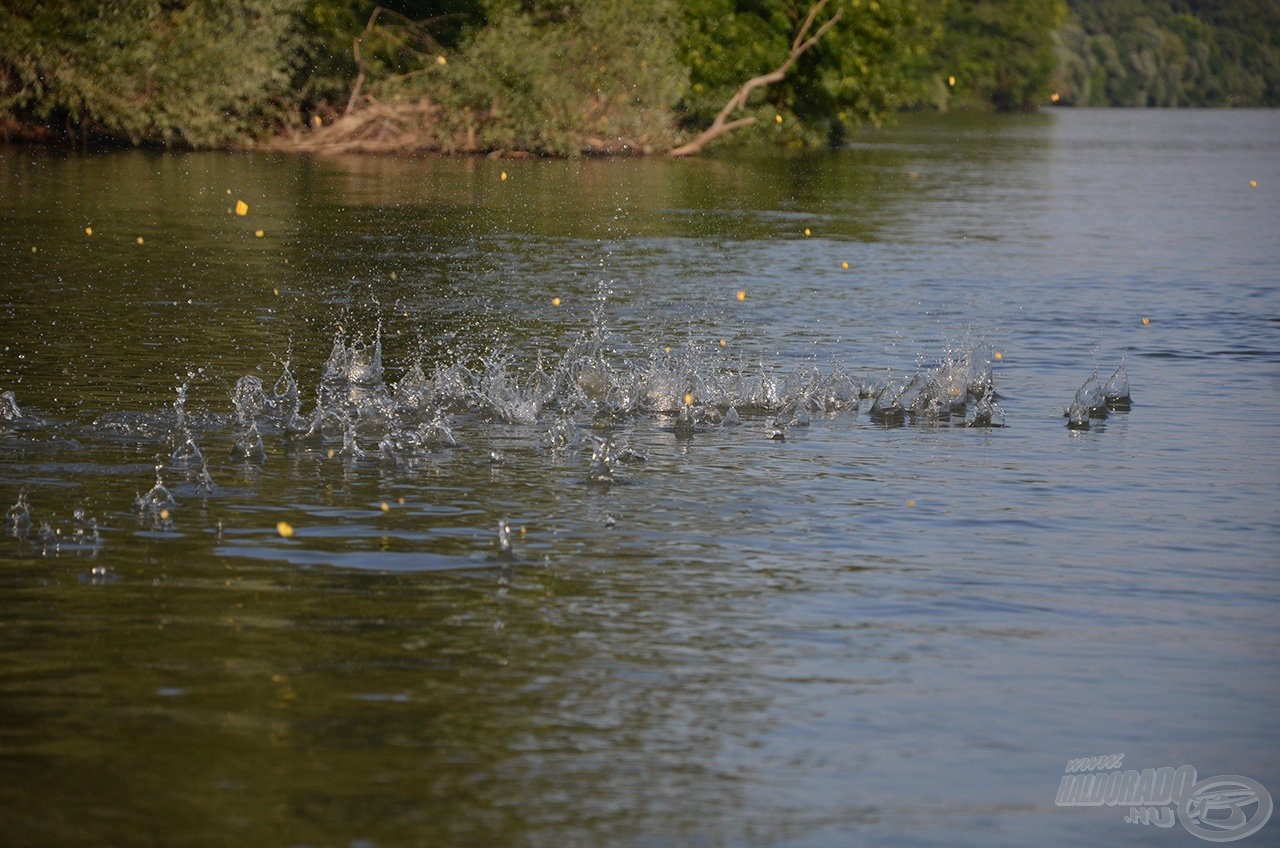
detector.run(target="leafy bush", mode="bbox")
[370,0,688,155]
[6,0,1274,153]
[679,0,932,146]
[919,0,1067,112]
[0,0,306,146]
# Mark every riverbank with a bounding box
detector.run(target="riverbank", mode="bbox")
[3,0,1275,157]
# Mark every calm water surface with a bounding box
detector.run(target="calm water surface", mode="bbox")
[1,110,1278,847]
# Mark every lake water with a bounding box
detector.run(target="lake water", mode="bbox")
[2,109,1278,847]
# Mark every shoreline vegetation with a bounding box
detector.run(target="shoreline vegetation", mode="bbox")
[1,0,1276,157]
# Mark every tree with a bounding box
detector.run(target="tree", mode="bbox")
[1053,0,1280,107]
[669,0,843,156]
[281,0,690,155]
[441,0,689,154]
[677,0,931,148]
[925,0,1066,111]
[0,0,306,146]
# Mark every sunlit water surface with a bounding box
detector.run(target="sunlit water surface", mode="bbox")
[2,110,1278,847]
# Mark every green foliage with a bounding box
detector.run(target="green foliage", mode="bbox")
[0,0,307,146]
[678,0,932,145]
[9,0,1270,154]
[286,2,485,123]
[788,0,935,135]
[376,0,690,155]
[292,0,376,113]
[1052,0,1280,106]
[918,0,1066,111]
[679,0,793,128]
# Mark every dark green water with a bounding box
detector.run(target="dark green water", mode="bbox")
[2,111,1278,847]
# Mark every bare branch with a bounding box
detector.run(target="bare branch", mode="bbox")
[344,6,383,117]
[343,7,451,117]
[669,0,841,157]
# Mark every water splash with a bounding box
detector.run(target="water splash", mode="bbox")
[1065,370,1104,429]
[4,268,1139,570]
[136,466,177,515]
[7,490,31,538]
[172,378,191,435]
[231,421,267,463]
[232,357,306,435]
[540,415,578,451]
[866,345,997,427]
[267,357,304,426]
[477,350,543,425]
[586,436,620,484]
[44,505,105,558]
[966,393,1006,428]
[316,325,395,442]
[4,491,104,555]
[221,321,1000,470]
[672,401,698,438]
[378,413,455,464]
[1065,359,1131,429]
[232,375,267,425]
[869,378,909,426]
[495,518,521,563]
[71,506,102,547]
[1103,358,1131,410]
[171,432,205,465]
[172,436,215,495]
[0,390,22,421]
[324,322,384,387]
[391,359,433,415]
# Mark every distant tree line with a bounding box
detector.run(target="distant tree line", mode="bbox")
[0,0,1274,154]
[1053,0,1280,106]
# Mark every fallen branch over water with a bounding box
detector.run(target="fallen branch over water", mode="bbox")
[668,0,842,157]
[270,98,443,155]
